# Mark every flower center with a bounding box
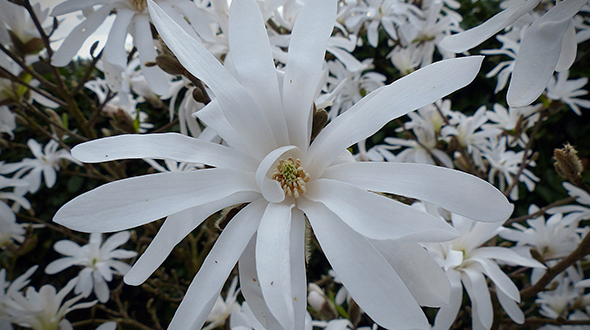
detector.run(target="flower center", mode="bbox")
[272,158,310,198]
[129,0,147,12]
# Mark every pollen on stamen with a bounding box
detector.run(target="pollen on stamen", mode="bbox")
[271,157,310,198]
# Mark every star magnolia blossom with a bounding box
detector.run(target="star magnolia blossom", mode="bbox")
[54,0,513,328]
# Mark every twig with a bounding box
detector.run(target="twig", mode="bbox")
[505,196,577,225]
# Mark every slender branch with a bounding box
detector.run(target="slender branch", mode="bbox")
[0,42,57,90]
[505,196,577,225]
[0,66,68,108]
[72,50,103,96]
[22,102,89,142]
[524,317,590,326]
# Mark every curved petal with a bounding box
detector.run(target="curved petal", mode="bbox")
[239,236,281,329]
[304,179,458,242]
[472,258,519,302]
[555,20,576,72]
[256,202,295,330]
[53,240,81,256]
[195,99,253,153]
[471,246,545,268]
[462,268,493,329]
[51,7,111,66]
[147,0,276,159]
[496,286,524,324]
[307,56,483,177]
[131,14,170,95]
[322,162,513,222]
[53,169,259,232]
[439,0,541,53]
[507,0,587,107]
[290,208,307,330]
[100,231,131,253]
[124,192,260,285]
[255,146,300,203]
[71,133,258,171]
[432,270,462,330]
[45,257,77,275]
[168,198,266,329]
[300,199,429,329]
[282,0,337,152]
[228,0,288,146]
[103,8,135,67]
[370,240,451,307]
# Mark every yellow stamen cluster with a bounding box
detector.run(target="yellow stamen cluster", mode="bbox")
[129,0,147,12]
[272,158,310,198]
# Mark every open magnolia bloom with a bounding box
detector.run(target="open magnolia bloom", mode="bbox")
[54,0,513,328]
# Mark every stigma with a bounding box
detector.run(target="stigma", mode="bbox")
[272,158,310,198]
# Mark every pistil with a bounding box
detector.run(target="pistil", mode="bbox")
[272,158,310,198]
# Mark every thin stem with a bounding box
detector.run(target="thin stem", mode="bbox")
[0,42,57,90]
[505,196,577,225]
[0,66,68,108]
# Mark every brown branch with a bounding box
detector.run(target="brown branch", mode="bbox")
[505,196,577,225]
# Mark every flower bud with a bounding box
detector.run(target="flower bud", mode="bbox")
[155,54,186,76]
[554,143,584,184]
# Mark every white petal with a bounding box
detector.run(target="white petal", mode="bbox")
[305,179,458,241]
[471,247,545,268]
[239,236,281,329]
[124,192,258,285]
[147,0,276,159]
[256,202,295,330]
[228,0,288,146]
[496,285,524,324]
[51,8,110,66]
[195,99,253,153]
[322,162,513,222]
[290,208,307,330]
[45,257,76,274]
[103,8,135,67]
[507,0,587,107]
[93,270,110,303]
[308,56,483,177]
[131,14,170,95]
[555,20,577,72]
[75,268,94,297]
[472,258,519,301]
[300,199,429,329]
[462,268,493,329]
[255,146,300,203]
[53,169,258,232]
[282,0,337,152]
[168,199,266,329]
[53,239,81,256]
[100,231,130,253]
[71,133,258,171]
[433,271,463,330]
[370,240,451,307]
[439,0,541,53]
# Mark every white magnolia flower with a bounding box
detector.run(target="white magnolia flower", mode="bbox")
[0,201,27,248]
[548,182,590,223]
[45,232,137,303]
[204,276,240,330]
[546,71,590,116]
[499,205,580,261]
[0,106,16,140]
[0,176,31,211]
[9,278,97,330]
[0,139,80,194]
[440,0,589,107]
[423,211,545,330]
[0,265,37,323]
[483,103,541,148]
[54,0,513,328]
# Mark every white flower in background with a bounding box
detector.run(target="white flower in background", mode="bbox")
[0,265,37,323]
[499,205,580,261]
[548,182,590,223]
[482,136,539,200]
[0,1,51,54]
[49,0,211,95]
[0,139,80,194]
[45,231,137,303]
[0,201,27,248]
[204,276,240,330]
[53,0,513,328]
[0,106,16,139]
[384,123,454,168]
[441,0,589,107]
[483,103,541,148]
[9,278,97,330]
[387,45,421,75]
[545,70,590,116]
[0,176,31,211]
[481,34,520,94]
[536,266,585,319]
[229,301,267,330]
[422,209,545,330]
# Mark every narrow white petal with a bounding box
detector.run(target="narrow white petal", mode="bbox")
[168,199,266,329]
[239,236,281,329]
[124,192,259,285]
[45,257,76,275]
[370,240,451,307]
[471,247,545,268]
[100,231,131,254]
[131,14,170,95]
[53,169,259,232]
[51,8,111,67]
[228,0,288,146]
[290,208,307,330]
[282,0,337,152]
[305,179,458,241]
[462,268,493,329]
[496,283,525,324]
[472,258,519,301]
[433,271,463,330]
[322,162,513,222]
[300,199,429,329]
[103,9,135,67]
[255,146,299,203]
[308,56,483,176]
[53,240,81,256]
[196,99,254,153]
[555,20,577,72]
[439,0,541,53]
[147,0,276,159]
[256,202,295,330]
[71,133,258,171]
[507,0,587,107]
